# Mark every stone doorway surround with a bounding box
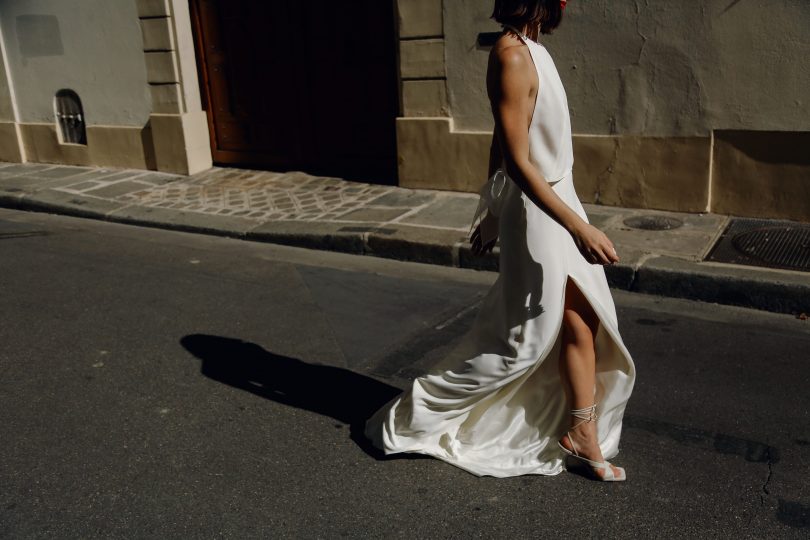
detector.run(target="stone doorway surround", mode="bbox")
[136,0,212,175]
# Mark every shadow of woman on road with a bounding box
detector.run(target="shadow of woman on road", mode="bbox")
[181,333,427,461]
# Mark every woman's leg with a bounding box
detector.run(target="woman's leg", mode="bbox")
[558,276,623,478]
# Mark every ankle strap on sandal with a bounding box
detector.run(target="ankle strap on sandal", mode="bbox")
[570,403,598,430]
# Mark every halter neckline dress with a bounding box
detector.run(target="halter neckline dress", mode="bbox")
[364,27,636,478]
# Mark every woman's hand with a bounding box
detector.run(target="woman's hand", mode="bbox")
[570,222,620,265]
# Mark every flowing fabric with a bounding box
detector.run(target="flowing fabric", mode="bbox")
[364,28,636,478]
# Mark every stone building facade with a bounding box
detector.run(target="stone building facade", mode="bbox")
[1,0,808,220]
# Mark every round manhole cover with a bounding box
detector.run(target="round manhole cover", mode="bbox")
[623,215,684,231]
[731,226,810,271]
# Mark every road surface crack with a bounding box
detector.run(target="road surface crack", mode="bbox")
[760,446,775,506]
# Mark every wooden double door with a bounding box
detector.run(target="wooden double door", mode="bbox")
[190,0,399,184]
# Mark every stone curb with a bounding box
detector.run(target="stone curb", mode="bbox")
[2,191,808,317]
[632,256,810,316]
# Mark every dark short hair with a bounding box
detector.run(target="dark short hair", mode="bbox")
[490,0,563,35]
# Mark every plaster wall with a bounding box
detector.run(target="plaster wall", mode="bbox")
[445,0,810,135]
[0,23,15,122]
[0,0,151,126]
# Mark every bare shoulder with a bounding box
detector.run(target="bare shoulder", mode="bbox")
[489,35,530,72]
[486,34,534,103]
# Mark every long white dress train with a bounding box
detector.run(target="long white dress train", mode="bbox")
[364,28,636,478]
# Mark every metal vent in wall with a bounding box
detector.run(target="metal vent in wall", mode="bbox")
[477,32,502,48]
[54,89,86,144]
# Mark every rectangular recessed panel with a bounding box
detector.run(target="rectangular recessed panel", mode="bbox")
[705,218,810,272]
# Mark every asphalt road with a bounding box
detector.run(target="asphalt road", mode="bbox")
[1,208,808,539]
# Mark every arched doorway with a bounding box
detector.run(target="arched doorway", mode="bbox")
[189,0,399,184]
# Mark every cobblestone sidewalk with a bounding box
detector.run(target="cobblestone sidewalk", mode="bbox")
[1,161,808,315]
[21,164,476,233]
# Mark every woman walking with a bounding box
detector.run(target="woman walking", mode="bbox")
[365,0,636,481]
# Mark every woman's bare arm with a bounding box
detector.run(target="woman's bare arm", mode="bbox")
[487,42,619,265]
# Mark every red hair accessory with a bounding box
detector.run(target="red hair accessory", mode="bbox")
[561,0,568,10]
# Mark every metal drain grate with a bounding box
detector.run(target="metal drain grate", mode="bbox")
[705,218,810,272]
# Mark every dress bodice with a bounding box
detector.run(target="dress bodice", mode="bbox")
[503,25,574,184]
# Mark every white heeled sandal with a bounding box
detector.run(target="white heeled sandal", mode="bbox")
[557,403,626,482]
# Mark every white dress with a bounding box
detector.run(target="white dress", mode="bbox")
[364,28,636,478]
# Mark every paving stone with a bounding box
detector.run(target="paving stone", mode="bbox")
[335,207,410,222]
[603,227,718,261]
[187,169,219,181]
[0,173,111,193]
[365,190,435,207]
[63,181,103,191]
[27,166,94,179]
[399,195,478,229]
[585,211,617,230]
[592,206,727,261]
[0,164,52,176]
[610,207,729,235]
[85,181,154,198]
[68,170,144,183]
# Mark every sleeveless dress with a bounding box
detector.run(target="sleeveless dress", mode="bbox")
[363,28,636,478]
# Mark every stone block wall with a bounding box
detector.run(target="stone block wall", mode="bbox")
[394,0,810,221]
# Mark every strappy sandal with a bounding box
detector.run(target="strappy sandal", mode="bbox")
[557,403,626,482]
